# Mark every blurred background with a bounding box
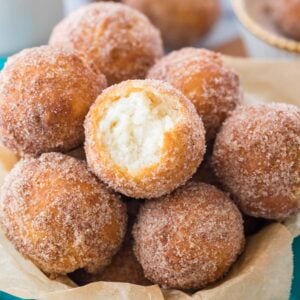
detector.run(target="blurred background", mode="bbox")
[0,0,244,64]
[3,0,300,62]
[3,0,300,67]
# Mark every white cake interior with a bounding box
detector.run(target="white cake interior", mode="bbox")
[98,91,180,173]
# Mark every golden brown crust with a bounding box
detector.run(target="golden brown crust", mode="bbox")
[70,199,149,286]
[271,0,300,40]
[0,46,106,157]
[95,240,151,285]
[71,227,151,286]
[212,103,300,220]
[147,48,241,140]
[123,0,220,49]
[133,182,245,290]
[0,153,127,276]
[85,79,206,199]
[49,2,163,85]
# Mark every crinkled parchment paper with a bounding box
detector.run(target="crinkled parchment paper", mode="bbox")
[0,57,299,300]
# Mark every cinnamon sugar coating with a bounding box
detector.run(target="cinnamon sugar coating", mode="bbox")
[0,46,106,157]
[147,48,241,140]
[133,182,245,289]
[123,0,220,49]
[271,0,300,40]
[212,103,300,220]
[49,2,163,85]
[93,236,150,285]
[84,79,206,199]
[0,153,127,277]
[71,228,150,286]
[92,198,150,285]
[70,199,150,286]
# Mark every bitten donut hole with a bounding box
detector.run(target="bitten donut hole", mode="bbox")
[86,80,205,198]
[98,91,179,172]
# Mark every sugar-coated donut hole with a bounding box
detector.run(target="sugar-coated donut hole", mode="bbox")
[133,182,245,289]
[99,91,180,173]
[212,103,300,220]
[69,210,151,287]
[85,79,206,199]
[49,2,163,85]
[0,153,127,276]
[147,48,241,141]
[123,0,220,49]
[0,46,106,157]
[271,0,300,40]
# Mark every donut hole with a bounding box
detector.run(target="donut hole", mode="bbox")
[98,91,180,173]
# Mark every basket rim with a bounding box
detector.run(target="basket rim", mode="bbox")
[231,0,300,54]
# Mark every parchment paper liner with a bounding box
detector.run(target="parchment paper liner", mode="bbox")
[0,56,298,300]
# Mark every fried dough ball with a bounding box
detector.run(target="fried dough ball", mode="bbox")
[133,182,245,289]
[70,228,150,286]
[0,153,127,276]
[94,236,150,285]
[271,0,300,40]
[85,79,206,199]
[212,103,300,220]
[70,199,149,286]
[0,46,106,157]
[49,2,163,85]
[147,48,241,140]
[123,0,220,49]
[91,197,149,285]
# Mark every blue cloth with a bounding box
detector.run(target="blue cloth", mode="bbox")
[292,237,300,300]
[0,58,6,69]
[0,58,299,300]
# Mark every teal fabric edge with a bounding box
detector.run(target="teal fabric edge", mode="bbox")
[0,57,299,300]
[0,58,6,70]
